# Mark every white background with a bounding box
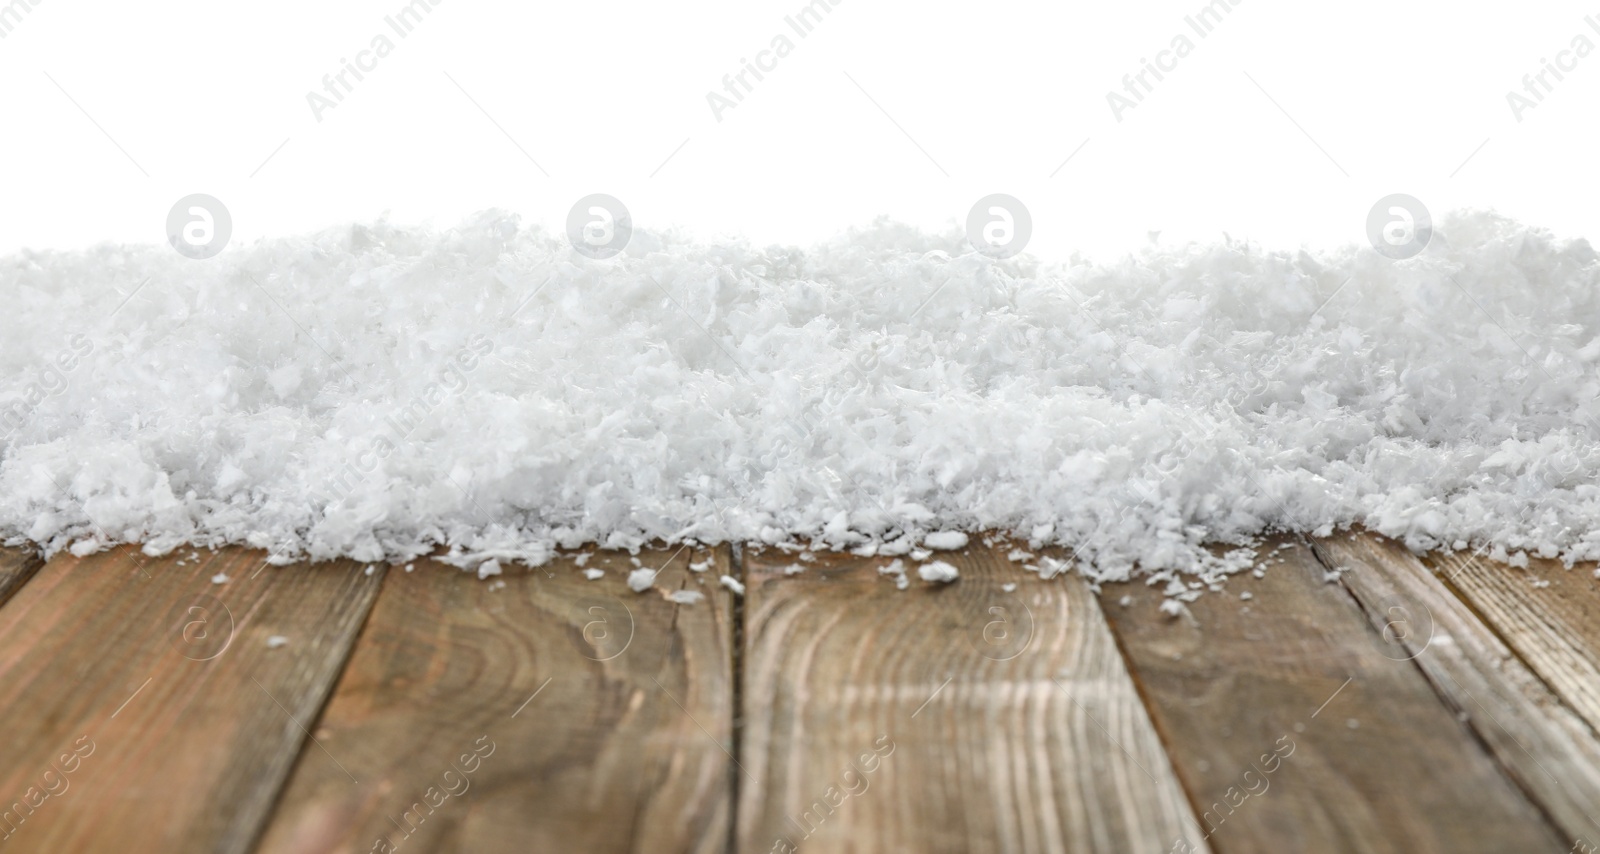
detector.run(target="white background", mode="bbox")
[0,0,1595,260]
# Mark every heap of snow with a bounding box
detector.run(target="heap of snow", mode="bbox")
[3,210,1599,586]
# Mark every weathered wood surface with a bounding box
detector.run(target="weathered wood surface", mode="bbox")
[1099,536,1566,854]
[0,546,43,609]
[1430,546,1600,745]
[1316,534,1600,850]
[739,543,1207,854]
[256,545,736,854]
[0,546,384,854]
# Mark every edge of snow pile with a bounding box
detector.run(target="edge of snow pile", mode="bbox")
[3,209,1599,590]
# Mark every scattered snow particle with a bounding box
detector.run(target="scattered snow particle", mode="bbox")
[689,559,713,573]
[910,548,933,561]
[574,553,592,567]
[781,563,805,575]
[1006,549,1035,562]
[720,575,745,596]
[404,563,415,573]
[211,573,229,585]
[583,568,605,581]
[627,568,657,592]
[919,561,960,583]
[1240,591,1253,601]
[1001,582,1017,593]
[1029,556,1071,580]
[1159,599,1186,617]
[364,565,376,576]
[488,579,507,591]
[668,589,704,605]
[266,635,289,649]
[1119,595,1133,607]
[924,531,969,550]
[477,559,502,580]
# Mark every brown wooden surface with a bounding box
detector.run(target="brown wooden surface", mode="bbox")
[1430,546,1600,744]
[0,545,43,608]
[739,544,1207,854]
[256,545,736,854]
[1316,534,1600,849]
[1100,536,1566,854]
[0,546,384,854]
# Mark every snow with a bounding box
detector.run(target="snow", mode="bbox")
[668,589,704,605]
[919,561,960,583]
[720,574,745,596]
[583,568,604,580]
[627,567,657,592]
[4,210,1600,588]
[924,531,968,550]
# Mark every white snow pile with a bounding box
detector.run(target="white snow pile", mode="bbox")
[3,209,1599,584]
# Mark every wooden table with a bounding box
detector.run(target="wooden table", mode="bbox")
[0,532,1595,853]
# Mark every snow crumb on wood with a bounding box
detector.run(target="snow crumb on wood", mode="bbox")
[918,561,960,583]
[627,568,657,592]
[583,568,605,581]
[923,531,968,550]
[720,575,745,596]
[668,589,704,605]
[211,572,229,585]
[265,635,289,649]
[477,559,502,580]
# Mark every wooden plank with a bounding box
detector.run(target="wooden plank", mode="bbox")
[0,545,383,853]
[1429,545,1600,742]
[1315,533,1600,850]
[739,543,1207,854]
[1099,536,1566,854]
[255,545,735,854]
[0,546,43,609]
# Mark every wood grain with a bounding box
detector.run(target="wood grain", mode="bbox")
[1429,546,1600,743]
[0,546,43,609]
[1099,536,1566,854]
[0,546,383,854]
[1315,533,1600,849]
[739,544,1207,854]
[255,545,736,854]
